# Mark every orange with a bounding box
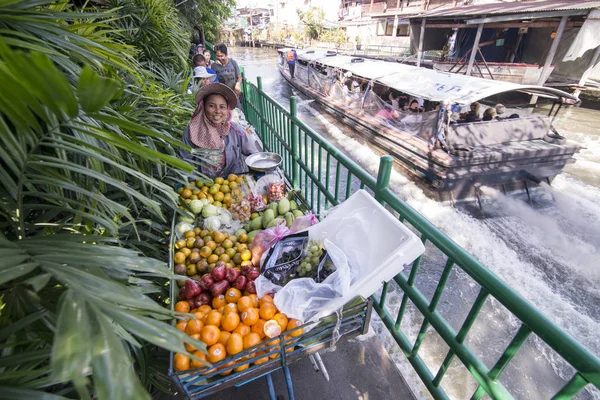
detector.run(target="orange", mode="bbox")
[233,323,250,336]
[251,319,267,339]
[284,335,295,353]
[272,313,288,331]
[190,308,199,314]
[249,294,259,308]
[234,358,250,372]
[259,303,277,320]
[207,254,219,264]
[253,351,269,365]
[225,288,242,304]
[243,332,261,350]
[207,343,226,364]
[267,339,280,359]
[190,350,209,369]
[228,174,237,182]
[199,246,212,258]
[173,252,186,264]
[180,247,192,257]
[200,325,221,346]
[212,295,227,309]
[238,233,248,243]
[240,249,252,261]
[236,244,248,252]
[193,311,206,322]
[259,295,274,306]
[218,330,231,347]
[185,333,201,352]
[237,296,252,313]
[223,303,238,315]
[199,305,212,314]
[241,260,253,268]
[241,308,259,326]
[286,319,304,337]
[205,310,222,328]
[206,241,217,251]
[176,320,187,332]
[226,332,244,356]
[219,360,235,376]
[174,353,190,372]
[213,231,226,243]
[175,301,190,312]
[221,312,240,332]
[185,319,203,335]
[264,320,282,338]
[217,306,225,314]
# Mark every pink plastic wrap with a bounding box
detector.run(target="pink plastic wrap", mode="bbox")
[250,220,290,266]
[248,194,266,212]
[289,213,319,233]
[267,182,285,202]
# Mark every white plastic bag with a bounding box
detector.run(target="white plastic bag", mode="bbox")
[255,235,352,323]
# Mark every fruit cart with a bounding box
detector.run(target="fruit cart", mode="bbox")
[168,171,372,399]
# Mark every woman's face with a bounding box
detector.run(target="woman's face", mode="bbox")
[410,101,419,110]
[204,94,228,124]
[203,51,211,60]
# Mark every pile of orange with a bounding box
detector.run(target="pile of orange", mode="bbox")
[174,229,252,279]
[173,293,304,374]
[177,174,244,209]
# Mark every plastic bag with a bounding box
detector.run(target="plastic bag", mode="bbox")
[250,220,290,266]
[289,213,319,233]
[255,237,352,323]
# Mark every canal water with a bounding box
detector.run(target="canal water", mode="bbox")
[232,47,600,399]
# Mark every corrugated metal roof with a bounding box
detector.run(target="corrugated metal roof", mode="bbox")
[413,0,600,19]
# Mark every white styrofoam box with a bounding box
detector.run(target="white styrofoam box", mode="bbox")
[307,189,425,319]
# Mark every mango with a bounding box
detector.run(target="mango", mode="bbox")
[267,218,285,229]
[268,202,278,214]
[284,212,294,228]
[292,210,304,218]
[234,229,247,236]
[262,209,275,228]
[249,216,263,231]
[247,230,262,241]
[289,200,298,211]
[278,198,290,215]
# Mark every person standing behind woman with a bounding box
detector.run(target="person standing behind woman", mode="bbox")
[211,44,242,97]
[203,49,213,69]
[287,48,298,79]
[179,83,261,178]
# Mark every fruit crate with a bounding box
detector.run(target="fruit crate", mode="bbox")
[168,291,371,399]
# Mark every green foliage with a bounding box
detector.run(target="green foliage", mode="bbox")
[297,6,325,40]
[0,0,204,398]
[320,27,348,46]
[179,0,235,44]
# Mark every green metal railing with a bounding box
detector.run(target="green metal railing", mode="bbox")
[240,75,600,399]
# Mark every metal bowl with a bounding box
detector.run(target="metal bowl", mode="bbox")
[245,152,282,172]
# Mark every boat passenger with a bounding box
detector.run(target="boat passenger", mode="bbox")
[508,113,520,119]
[375,107,400,120]
[212,44,242,97]
[179,83,261,178]
[409,99,421,113]
[482,107,496,121]
[495,103,506,119]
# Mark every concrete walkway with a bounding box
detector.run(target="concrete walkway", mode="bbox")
[201,335,416,400]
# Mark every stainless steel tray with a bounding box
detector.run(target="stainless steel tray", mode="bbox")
[245,152,282,172]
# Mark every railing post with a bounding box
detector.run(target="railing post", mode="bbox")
[256,76,266,142]
[290,96,299,189]
[375,155,393,205]
[240,67,248,116]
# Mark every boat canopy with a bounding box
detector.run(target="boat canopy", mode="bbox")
[280,48,579,105]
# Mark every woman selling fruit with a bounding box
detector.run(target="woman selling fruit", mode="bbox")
[180,82,261,178]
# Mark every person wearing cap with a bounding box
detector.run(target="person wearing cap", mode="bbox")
[494,103,506,120]
[186,66,217,95]
[179,83,261,178]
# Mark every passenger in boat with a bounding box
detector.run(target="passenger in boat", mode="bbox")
[408,99,421,113]
[212,44,242,96]
[376,107,400,120]
[345,80,362,107]
[287,48,298,79]
[495,104,506,120]
[482,107,496,121]
[508,113,520,119]
[179,83,261,178]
